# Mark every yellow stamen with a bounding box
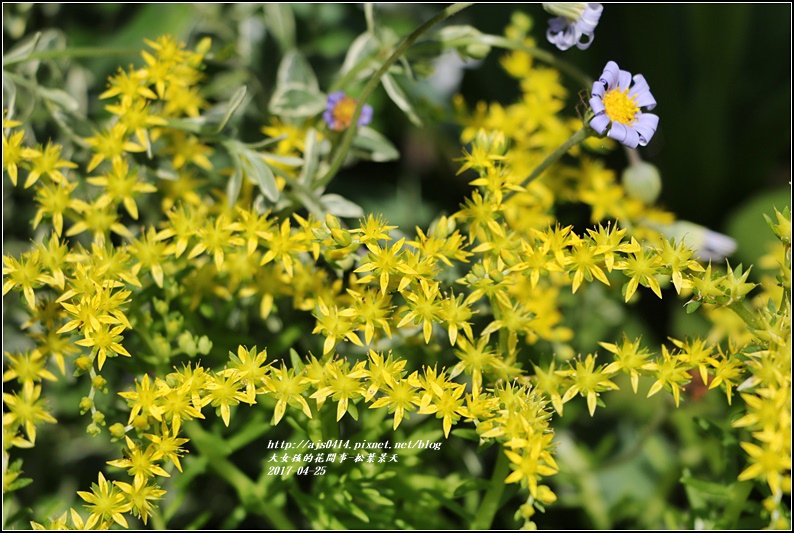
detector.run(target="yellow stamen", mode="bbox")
[602,88,639,125]
[331,96,358,131]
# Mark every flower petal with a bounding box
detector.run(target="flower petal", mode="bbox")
[589,96,605,114]
[607,122,639,149]
[589,114,610,134]
[599,61,620,89]
[629,75,657,109]
[617,69,632,90]
[633,113,659,146]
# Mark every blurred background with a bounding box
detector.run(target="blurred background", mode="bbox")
[3,3,791,529]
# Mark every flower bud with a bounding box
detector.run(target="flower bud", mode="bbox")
[79,397,94,414]
[74,356,92,372]
[622,161,661,204]
[132,415,150,431]
[92,375,108,393]
[109,423,127,441]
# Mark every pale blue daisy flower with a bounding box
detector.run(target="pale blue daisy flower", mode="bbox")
[589,61,659,149]
[543,3,603,51]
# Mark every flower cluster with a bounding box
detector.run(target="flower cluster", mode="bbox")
[3,5,790,530]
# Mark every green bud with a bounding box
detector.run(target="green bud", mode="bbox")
[197,335,213,355]
[91,375,108,393]
[325,213,341,230]
[763,206,791,244]
[74,356,92,372]
[79,397,94,414]
[178,331,197,357]
[622,161,661,204]
[109,423,127,441]
[465,42,491,60]
[86,423,102,437]
[153,297,169,316]
[132,415,150,431]
[331,228,352,247]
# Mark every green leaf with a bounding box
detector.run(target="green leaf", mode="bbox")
[351,126,399,162]
[240,150,279,202]
[213,85,247,134]
[2,75,16,115]
[452,478,492,496]
[382,73,423,126]
[38,87,79,111]
[451,428,480,442]
[320,194,364,219]
[2,31,43,65]
[340,32,379,77]
[361,487,394,506]
[347,400,359,421]
[289,348,304,371]
[276,51,318,91]
[345,500,370,523]
[685,299,702,314]
[263,4,296,53]
[681,475,732,499]
[298,128,320,185]
[227,153,244,207]
[269,85,327,119]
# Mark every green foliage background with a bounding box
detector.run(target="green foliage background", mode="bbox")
[2,3,790,530]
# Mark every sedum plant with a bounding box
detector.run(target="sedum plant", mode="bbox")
[2,3,790,530]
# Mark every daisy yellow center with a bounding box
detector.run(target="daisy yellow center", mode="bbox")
[602,88,639,125]
[332,96,358,129]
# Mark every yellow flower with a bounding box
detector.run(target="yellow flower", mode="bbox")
[264,363,312,425]
[369,378,421,430]
[645,345,692,407]
[310,360,368,421]
[2,349,57,386]
[614,238,663,302]
[2,382,57,444]
[559,353,619,416]
[204,371,248,426]
[22,141,76,189]
[114,477,167,526]
[107,436,170,486]
[87,157,157,220]
[77,472,132,529]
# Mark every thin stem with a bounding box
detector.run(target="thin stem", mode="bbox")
[727,300,763,331]
[505,127,590,201]
[470,449,510,530]
[478,34,593,89]
[3,46,139,68]
[314,2,473,190]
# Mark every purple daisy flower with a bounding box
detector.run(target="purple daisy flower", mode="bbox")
[589,61,659,149]
[323,91,373,132]
[543,3,603,51]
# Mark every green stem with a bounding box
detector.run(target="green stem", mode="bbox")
[478,34,593,89]
[3,46,139,67]
[727,300,763,330]
[185,423,296,529]
[314,2,473,190]
[505,127,590,201]
[470,449,510,529]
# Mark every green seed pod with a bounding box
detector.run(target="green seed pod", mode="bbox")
[622,161,661,204]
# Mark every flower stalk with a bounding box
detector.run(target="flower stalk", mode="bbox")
[315,2,474,190]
